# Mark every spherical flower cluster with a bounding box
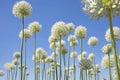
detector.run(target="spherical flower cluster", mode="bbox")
[79,59,93,70]
[51,21,68,38]
[82,0,120,19]
[88,53,95,60]
[4,63,15,70]
[88,36,98,46]
[13,1,32,18]
[13,52,21,58]
[51,52,58,57]
[28,21,42,33]
[68,35,78,46]
[45,56,54,62]
[49,42,56,49]
[26,72,29,76]
[12,59,19,65]
[71,51,77,58]
[81,51,87,58]
[56,40,65,50]
[75,25,87,39]
[61,47,68,55]
[0,70,4,76]
[102,44,112,54]
[101,55,114,68]
[48,35,59,43]
[105,27,120,42]
[66,23,75,33]
[36,48,47,60]
[19,29,31,39]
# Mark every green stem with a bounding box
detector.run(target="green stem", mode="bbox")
[80,39,83,80]
[63,55,66,80]
[14,58,19,80]
[68,37,71,79]
[34,33,37,80]
[108,54,112,80]
[20,15,24,80]
[23,39,27,80]
[59,36,62,80]
[86,70,87,80]
[107,8,120,80]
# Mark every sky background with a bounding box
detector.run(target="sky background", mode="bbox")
[0,0,120,80]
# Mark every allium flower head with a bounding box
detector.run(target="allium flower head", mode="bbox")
[61,47,68,55]
[66,23,75,33]
[48,35,59,43]
[88,36,98,46]
[82,0,120,19]
[101,55,114,68]
[105,26,120,42]
[71,51,77,58]
[0,70,4,76]
[19,29,31,39]
[51,21,68,38]
[36,48,47,60]
[13,1,32,18]
[75,25,87,39]
[79,59,93,70]
[13,52,21,58]
[68,35,77,42]
[88,53,95,60]
[102,44,112,54]
[26,72,29,76]
[28,21,42,33]
[4,63,12,70]
[12,59,19,65]
[51,52,58,57]
[49,42,56,49]
[70,40,78,46]
[81,51,87,58]
[45,56,54,62]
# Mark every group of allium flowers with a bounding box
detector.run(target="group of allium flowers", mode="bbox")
[1,0,120,80]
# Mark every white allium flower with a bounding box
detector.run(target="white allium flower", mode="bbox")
[70,40,78,46]
[13,1,32,18]
[81,51,87,58]
[88,53,95,60]
[12,59,19,65]
[79,59,93,70]
[51,21,68,38]
[28,21,42,33]
[13,52,21,58]
[0,70,4,76]
[82,0,120,19]
[71,51,77,58]
[101,55,114,68]
[88,36,98,46]
[45,56,54,62]
[68,35,77,42]
[49,42,56,49]
[105,27,120,42]
[66,23,75,33]
[19,29,31,39]
[95,64,100,70]
[56,63,61,67]
[26,72,29,76]
[75,25,87,39]
[64,67,69,72]
[102,44,112,54]
[78,54,85,62]
[36,66,40,72]
[36,48,47,60]
[48,35,59,43]
[56,40,66,50]
[51,52,58,57]
[61,47,68,55]
[4,63,12,70]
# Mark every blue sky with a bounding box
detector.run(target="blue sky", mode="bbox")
[0,0,120,80]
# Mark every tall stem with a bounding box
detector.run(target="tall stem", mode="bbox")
[107,8,120,80]
[80,39,83,80]
[68,36,71,79]
[63,55,66,80]
[86,70,87,80]
[59,36,62,80]
[34,33,37,80]
[108,54,112,80]
[20,15,24,80]
[23,39,27,80]
[15,58,19,80]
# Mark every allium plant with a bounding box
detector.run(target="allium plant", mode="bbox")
[82,0,120,79]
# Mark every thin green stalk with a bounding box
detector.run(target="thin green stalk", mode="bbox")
[80,39,83,80]
[23,39,27,80]
[108,53,112,80]
[42,61,45,80]
[7,70,8,80]
[73,47,76,80]
[86,70,87,80]
[107,8,120,80]
[68,38,71,79]
[34,33,37,80]
[20,15,24,80]
[59,36,62,80]
[63,55,66,80]
[14,58,19,80]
